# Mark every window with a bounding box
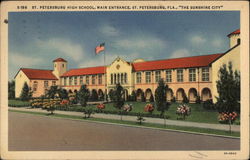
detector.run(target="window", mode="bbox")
[62,64,64,68]
[202,68,209,81]
[74,76,77,85]
[80,76,83,85]
[69,77,72,85]
[117,74,120,83]
[155,71,161,83]
[54,64,56,68]
[166,70,172,82]
[124,73,127,84]
[52,81,56,86]
[177,69,183,82]
[136,72,141,84]
[98,74,102,84]
[33,81,38,92]
[92,75,96,85]
[86,76,89,85]
[44,81,49,88]
[237,38,241,44]
[146,72,151,83]
[121,73,124,84]
[64,77,67,86]
[189,69,196,82]
[111,74,113,84]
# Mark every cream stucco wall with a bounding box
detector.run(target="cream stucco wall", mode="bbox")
[15,70,30,98]
[229,34,240,48]
[211,45,240,102]
[106,57,134,94]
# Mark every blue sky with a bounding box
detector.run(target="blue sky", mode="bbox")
[9,11,239,80]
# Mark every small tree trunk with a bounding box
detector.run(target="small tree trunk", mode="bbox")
[229,119,232,133]
[164,115,166,127]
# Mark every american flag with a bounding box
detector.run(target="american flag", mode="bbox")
[95,43,105,54]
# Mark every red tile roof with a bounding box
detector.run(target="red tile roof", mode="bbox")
[20,68,58,80]
[61,66,106,77]
[132,53,224,71]
[53,58,67,62]
[227,29,240,37]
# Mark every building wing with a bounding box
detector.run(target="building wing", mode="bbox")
[61,66,106,77]
[19,68,58,80]
[132,53,224,71]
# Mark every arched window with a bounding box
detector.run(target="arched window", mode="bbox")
[111,74,113,84]
[117,73,120,84]
[124,73,127,84]
[237,38,241,44]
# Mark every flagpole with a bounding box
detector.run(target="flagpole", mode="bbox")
[103,47,106,102]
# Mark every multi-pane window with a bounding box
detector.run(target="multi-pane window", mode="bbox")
[52,81,56,86]
[86,76,89,85]
[111,74,113,84]
[33,81,38,92]
[136,72,141,84]
[44,81,49,88]
[177,69,183,82]
[166,70,172,82]
[189,69,196,82]
[64,77,67,86]
[124,73,127,84]
[74,76,77,85]
[80,76,83,85]
[69,77,72,85]
[92,75,96,85]
[155,71,161,83]
[202,68,209,81]
[146,72,151,83]
[121,74,124,84]
[98,75,102,84]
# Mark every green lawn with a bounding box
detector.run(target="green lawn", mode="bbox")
[9,109,240,138]
[8,99,30,107]
[71,102,221,124]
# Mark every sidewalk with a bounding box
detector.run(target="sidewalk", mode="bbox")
[9,107,240,132]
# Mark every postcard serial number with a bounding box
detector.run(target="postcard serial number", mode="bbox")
[224,152,237,155]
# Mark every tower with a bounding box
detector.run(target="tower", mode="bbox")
[227,29,240,48]
[52,58,67,81]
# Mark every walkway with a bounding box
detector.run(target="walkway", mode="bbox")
[9,107,240,132]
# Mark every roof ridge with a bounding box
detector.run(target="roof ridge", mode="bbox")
[69,65,106,70]
[21,68,53,71]
[132,53,223,64]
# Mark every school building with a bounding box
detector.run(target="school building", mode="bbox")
[14,29,240,102]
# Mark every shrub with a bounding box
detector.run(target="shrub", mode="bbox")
[171,96,176,102]
[176,104,191,120]
[149,94,154,102]
[195,96,201,104]
[203,99,215,110]
[136,113,145,125]
[144,104,154,114]
[82,106,95,118]
[123,104,133,112]
[218,112,238,124]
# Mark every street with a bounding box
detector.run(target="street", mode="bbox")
[9,112,240,151]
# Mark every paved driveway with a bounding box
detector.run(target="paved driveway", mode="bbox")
[9,112,240,151]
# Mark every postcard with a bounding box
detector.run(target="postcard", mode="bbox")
[1,1,249,159]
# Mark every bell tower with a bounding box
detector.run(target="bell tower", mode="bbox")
[227,29,240,48]
[52,58,67,80]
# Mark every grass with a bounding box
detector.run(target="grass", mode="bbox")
[71,102,221,124]
[8,99,30,107]
[9,109,240,138]
[8,100,240,125]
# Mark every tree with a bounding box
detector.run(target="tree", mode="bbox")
[46,86,59,99]
[58,89,68,99]
[149,94,154,102]
[108,90,115,101]
[216,62,240,114]
[113,83,124,120]
[216,62,240,132]
[155,79,170,116]
[8,80,15,99]
[141,92,146,102]
[90,90,98,101]
[78,85,90,107]
[20,82,32,101]
[130,90,136,101]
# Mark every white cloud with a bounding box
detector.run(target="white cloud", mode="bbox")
[9,52,45,79]
[190,35,206,45]
[115,35,167,50]
[36,38,86,62]
[211,38,224,48]
[99,24,120,37]
[170,49,191,58]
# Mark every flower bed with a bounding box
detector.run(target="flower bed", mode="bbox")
[218,112,238,124]
[176,104,191,120]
